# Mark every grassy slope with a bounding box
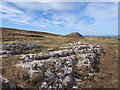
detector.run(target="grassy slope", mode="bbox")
[1,27,118,88]
[83,37,118,88]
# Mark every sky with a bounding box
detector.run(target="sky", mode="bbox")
[0,2,118,35]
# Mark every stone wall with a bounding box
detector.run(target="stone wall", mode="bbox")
[16,42,104,89]
[0,43,41,57]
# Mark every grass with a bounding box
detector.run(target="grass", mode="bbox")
[26,35,43,37]
[83,37,118,88]
[1,27,119,88]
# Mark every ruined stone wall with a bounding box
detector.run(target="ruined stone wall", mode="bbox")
[15,42,104,89]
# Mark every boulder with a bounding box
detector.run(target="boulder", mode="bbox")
[0,77,16,89]
[62,75,74,88]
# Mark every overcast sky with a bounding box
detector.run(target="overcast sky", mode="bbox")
[1,2,118,35]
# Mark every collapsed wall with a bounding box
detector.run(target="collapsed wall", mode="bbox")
[0,43,41,57]
[15,42,104,89]
[0,76,16,89]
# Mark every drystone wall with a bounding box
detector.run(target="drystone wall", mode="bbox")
[0,43,41,57]
[16,42,104,89]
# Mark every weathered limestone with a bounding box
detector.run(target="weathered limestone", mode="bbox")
[0,43,41,57]
[15,42,104,89]
[0,76,16,89]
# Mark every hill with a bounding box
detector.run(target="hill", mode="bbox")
[1,27,118,89]
[65,32,83,38]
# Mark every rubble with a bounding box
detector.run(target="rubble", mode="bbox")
[0,43,41,57]
[0,76,16,89]
[67,42,89,45]
[47,48,55,51]
[15,42,104,89]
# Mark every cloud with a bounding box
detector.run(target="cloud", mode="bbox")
[1,2,118,35]
[3,0,119,2]
[1,2,86,27]
[10,2,85,12]
[1,3,30,24]
[83,2,118,33]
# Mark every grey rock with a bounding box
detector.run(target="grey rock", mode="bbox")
[0,43,41,57]
[0,76,16,89]
[15,42,104,88]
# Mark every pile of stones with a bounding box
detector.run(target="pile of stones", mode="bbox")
[16,42,104,89]
[15,38,33,41]
[0,76,16,89]
[0,43,41,57]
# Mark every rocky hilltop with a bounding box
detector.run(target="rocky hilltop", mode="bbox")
[65,32,83,38]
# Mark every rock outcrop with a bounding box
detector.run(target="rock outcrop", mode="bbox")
[15,42,104,89]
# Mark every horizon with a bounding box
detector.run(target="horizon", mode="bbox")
[1,2,118,36]
[2,27,118,37]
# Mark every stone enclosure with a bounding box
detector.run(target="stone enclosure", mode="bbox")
[14,42,104,89]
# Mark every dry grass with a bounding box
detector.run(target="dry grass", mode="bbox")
[1,27,119,88]
[82,37,118,88]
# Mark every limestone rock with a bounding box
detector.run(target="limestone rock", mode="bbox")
[15,42,104,88]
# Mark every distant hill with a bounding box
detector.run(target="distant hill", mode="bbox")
[1,27,60,36]
[1,27,62,41]
[65,32,83,38]
[1,27,84,42]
